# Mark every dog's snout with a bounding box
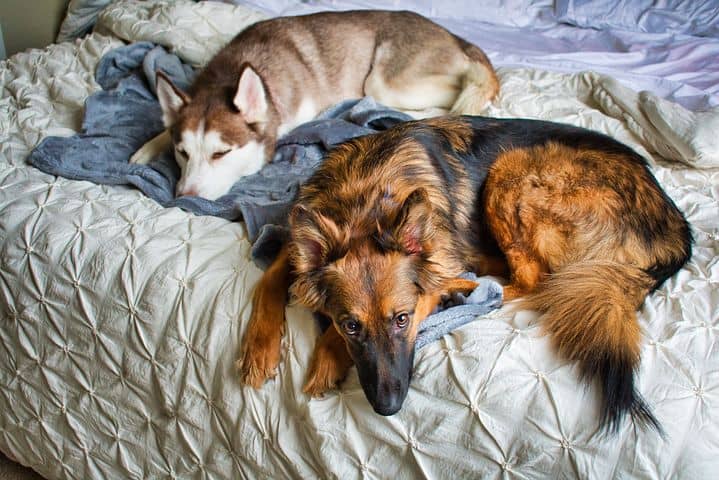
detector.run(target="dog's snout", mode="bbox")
[354,337,415,417]
[372,397,403,416]
[371,382,404,416]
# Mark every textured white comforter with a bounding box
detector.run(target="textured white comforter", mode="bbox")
[0,1,717,479]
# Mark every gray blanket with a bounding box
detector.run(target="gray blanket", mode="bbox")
[27,42,503,348]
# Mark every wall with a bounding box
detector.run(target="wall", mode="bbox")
[0,0,69,58]
[0,23,5,60]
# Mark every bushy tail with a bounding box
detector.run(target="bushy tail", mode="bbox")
[521,261,662,433]
[450,43,500,115]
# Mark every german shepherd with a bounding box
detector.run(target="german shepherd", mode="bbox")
[131,10,498,200]
[238,116,692,431]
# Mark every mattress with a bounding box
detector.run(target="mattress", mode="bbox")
[0,1,717,478]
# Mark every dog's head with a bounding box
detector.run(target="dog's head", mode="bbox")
[289,190,447,415]
[156,66,275,200]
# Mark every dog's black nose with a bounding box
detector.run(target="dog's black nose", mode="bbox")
[369,381,406,416]
[371,396,403,416]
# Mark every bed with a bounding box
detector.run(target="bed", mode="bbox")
[1,1,717,478]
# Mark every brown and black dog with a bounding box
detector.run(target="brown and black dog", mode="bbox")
[238,116,692,431]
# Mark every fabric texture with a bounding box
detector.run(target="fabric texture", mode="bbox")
[226,0,559,27]
[555,0,719,37]
[1,1,718,479]
[56,0,114,42]
[26,42,189,208]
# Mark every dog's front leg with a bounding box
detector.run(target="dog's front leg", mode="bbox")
[415,277,480,320]
[303,324,353,397]
[238,246,292,388]
[129,129,172,165]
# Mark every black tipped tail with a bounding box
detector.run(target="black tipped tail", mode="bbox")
[589,350,663,435]
[521,261,664,434]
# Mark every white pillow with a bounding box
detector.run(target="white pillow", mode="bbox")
[57,0,114,42]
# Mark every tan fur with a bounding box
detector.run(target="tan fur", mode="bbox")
[519,261,650,360]
[237,246,292,387]
[450,43,500,115]
[483,143,687,297]
[303,324,354,397]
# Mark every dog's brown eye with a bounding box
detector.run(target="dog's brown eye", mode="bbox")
[176,148,188,158]
[395,313,410,329]
[211,149,231,160]
[343,319,360,336]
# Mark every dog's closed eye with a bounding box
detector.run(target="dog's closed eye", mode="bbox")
[212,149,232,160]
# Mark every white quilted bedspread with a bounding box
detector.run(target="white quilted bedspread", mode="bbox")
[1,1,717,479]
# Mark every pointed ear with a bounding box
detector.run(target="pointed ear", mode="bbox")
[289,205,345,273]
[156,71,189,127]
[391,189,434,256]
[234,65,268,125]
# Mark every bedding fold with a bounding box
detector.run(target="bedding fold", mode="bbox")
[2,1,718,479]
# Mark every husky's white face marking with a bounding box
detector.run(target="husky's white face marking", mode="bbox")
[175,123,266,200]
[156,67,272,200]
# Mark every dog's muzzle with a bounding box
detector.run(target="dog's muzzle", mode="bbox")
[352,339,415,416]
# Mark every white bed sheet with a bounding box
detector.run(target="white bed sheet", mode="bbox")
[0,1,717,479]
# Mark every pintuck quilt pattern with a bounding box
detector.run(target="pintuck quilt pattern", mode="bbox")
[0,1,717,479]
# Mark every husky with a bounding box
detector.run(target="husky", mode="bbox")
[130,10,498,200]
[239,116,691,432]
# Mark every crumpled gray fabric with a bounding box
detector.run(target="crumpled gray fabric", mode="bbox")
[26,41,503,345]
[416,273,503,350]
[27,42,194,207]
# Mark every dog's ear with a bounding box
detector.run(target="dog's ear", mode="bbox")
[289,205,347,310]
[389,189,452,294]
[391,189,435,256]
[289,205,345,273]
[234,65,268,125]
[156,71,189,127]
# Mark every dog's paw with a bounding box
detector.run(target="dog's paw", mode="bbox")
[129,149,151,165]
[237,329,283,389]
[302,346,351,398]
[302,365,343,398]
